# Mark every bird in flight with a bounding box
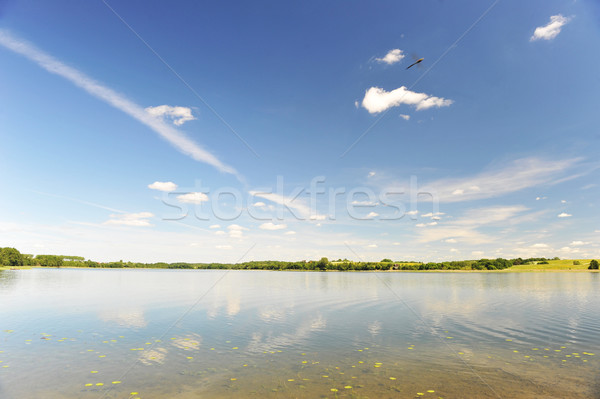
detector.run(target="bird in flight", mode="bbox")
[406,58,424,70]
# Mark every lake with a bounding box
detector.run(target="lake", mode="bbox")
[0,268,598,398]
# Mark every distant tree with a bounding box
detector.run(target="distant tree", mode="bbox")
[380,258,392,263]
[34,255,63,267]
[316,257,329,271]
[0,247,24,266]
[573,260,581,265]
[589,260,599,270]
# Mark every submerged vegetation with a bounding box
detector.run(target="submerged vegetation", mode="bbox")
[1,247,597,272]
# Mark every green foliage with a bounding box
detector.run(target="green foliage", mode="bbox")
[538,261,549,264]
[35,255,63,267]
[0,247,24,266]
[589,260,599,270]
[573,260,581,265]
[380,258,392,263]
[316,257,329,271]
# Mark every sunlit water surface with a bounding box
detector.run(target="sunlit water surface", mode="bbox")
[0,269,599,398]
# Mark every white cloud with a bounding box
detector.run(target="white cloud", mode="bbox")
[450,248,459,253]
[420,157,581,203]
[148,181,177,192]
[406,210,419,216]
[209,224,221,229]
[422,212,444,218]
[530,15,571,41]
[145,105,196,126]
[375,49,405,65]
[531,243,548,248]
[472,251,484,256]
[445,238,457,243]
[215,230,226,236]
[366,244,378,248]
[250,191,326,221]
[104,212,154,227]
[416,205,529,244]
[399,114,410,120]
[176,192,209,204]
[361,86,453,114]
[351,200,378,206]
[416,221,438,228]
[284,231,296,235]
[368,171,376,177]
[561,200,567,204]
[253,202,266,207]
[227,224,248,238]
[558,212,572,218]
[366,211,379,219]
[0,30,238,176]
[259,222,287,231]
[216,245,232,249]
[570,241,588,246]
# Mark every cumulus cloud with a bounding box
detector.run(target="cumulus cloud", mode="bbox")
[366,211,379,219]
[531,243,548,248]
[209,224,220,229]
[0,29,238,176]
[253,201,266,207]
[366,244,378,248]
[148,181,177,192]
[284,231,296,235]
[259,222,287,231]
[399,114,410,120]
[176,192,209,204]
[375,49,405,65]
[145,105,196,126]
[530,15,571,41]
[558,212,572,218]
[104,212,154,227]
[362,86,453,114]
[228,224,248,238]
[368,171,376,177]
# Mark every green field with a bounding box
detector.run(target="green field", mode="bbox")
[507,259,595,271]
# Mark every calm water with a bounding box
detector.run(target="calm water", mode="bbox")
[0,269,599,399]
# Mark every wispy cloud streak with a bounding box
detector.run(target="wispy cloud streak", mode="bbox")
[0,29,238,176]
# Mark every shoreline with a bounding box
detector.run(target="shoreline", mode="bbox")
[2,265,598,273]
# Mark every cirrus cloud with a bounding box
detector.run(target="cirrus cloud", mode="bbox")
[104,212,154,227]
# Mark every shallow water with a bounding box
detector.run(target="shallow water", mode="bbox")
[0,269,599,398]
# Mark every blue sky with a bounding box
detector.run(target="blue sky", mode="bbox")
[1,0,599,262]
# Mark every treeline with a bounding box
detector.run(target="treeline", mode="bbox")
[2,247,594,271]
[0,247,90,267]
